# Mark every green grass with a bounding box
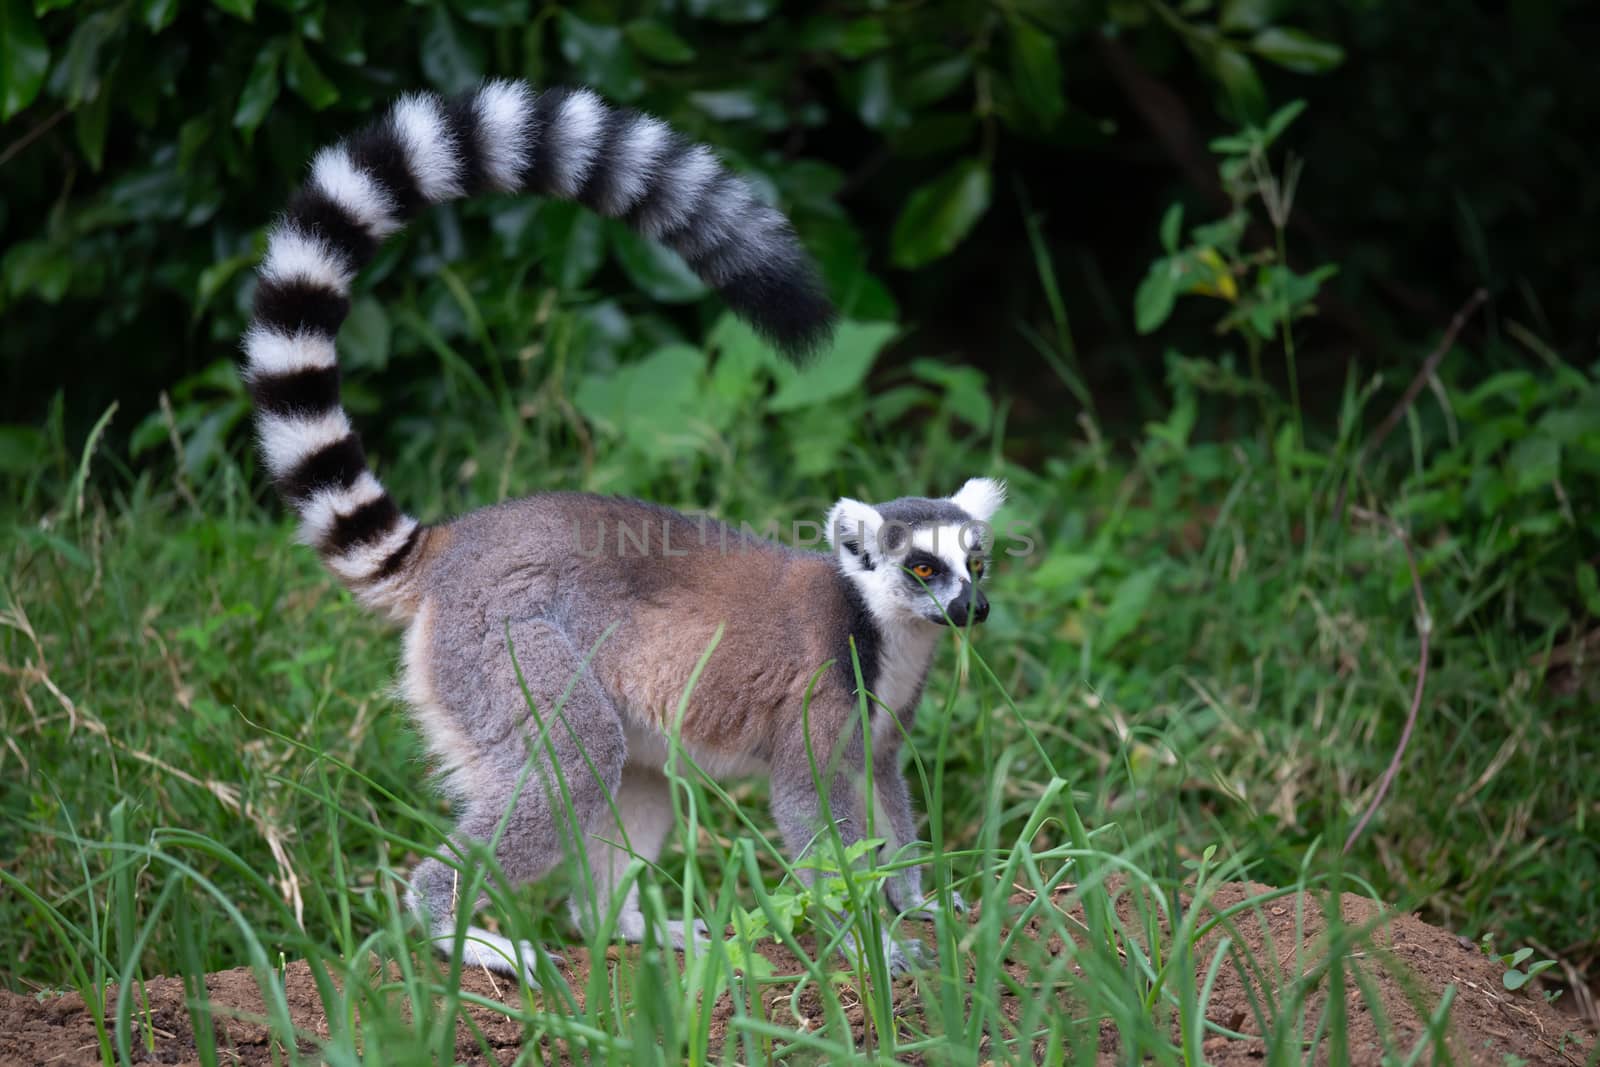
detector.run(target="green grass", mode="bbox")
[3,332,1596,1063]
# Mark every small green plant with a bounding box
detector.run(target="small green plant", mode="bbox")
[1134,100,1336,432]
[1489,943,1558,993]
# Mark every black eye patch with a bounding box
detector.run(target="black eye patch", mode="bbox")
[900,549,945,581]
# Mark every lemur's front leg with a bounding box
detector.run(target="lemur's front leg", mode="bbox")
[769,754,929,975]
[872,746,967,920]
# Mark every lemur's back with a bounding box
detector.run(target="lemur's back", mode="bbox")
[413,493,863,765]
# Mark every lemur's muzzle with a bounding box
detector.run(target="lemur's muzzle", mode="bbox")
[940,583,989,627]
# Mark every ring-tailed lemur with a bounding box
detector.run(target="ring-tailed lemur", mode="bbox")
[239,79,1002,979]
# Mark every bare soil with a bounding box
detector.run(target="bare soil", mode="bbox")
[1,881,1591,1066]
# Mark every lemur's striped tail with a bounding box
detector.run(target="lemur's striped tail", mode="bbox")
[241,81,837,613]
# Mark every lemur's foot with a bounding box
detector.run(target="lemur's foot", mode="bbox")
[838,927,934,977]
[439,927,563,988]
[615,911,713,949]
[885,934,933,976]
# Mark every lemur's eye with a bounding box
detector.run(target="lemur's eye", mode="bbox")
[969,557,985,577]
[910,563,936,580]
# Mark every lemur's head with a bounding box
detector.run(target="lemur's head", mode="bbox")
[826,477,1005,629]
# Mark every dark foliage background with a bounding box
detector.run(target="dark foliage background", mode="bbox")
[3,0,1597,453]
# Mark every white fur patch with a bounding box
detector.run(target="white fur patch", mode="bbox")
[436,926,547,985]
[547,89,605,198]
[825,497,883,555]
[868,625,939,715]
[474,79,532,191]
[257,408,353,478]
[295,470,386,545]
[243,325,337,376]
[601,114,670,216]
[636,144,719,237]
[910,523,985,576]
[391,93,463,203]
[401,600,478,787]
[310,145,402,238]
[260,226,355,294]
[949,477,1006,523]
[666,168,747,253]
[325,515,417,583]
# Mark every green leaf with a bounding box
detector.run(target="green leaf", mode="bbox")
[46,6,119,106]
[192,254,251,323]
[1251,27,1345,74]
[74,85,110,170]
[232,40,282,133]
[683,0,775,24]
[768,320,895,412]
[890,158,991,269]
[573,344,710,459]
[607,222,708,303]
[1262,98,1308,142]
[0,424,47,475]
[320,8,367,64]
[1209,45,1266,123]
[834,17,890,58]
[3,239,71,302]
[1134,258,1181,334]
[1502,969,1530,991]
[1032,553,1101,594]
[1,0,50,116]
[210,0,254,20]
[341,297,391,370]
[801,15,890,59]
[286,37,339,110]
[853,56,899,130]
[1507,435,1559,495]
[10,525,92,569]
[1219,0,1280,32]
[1578,563,1600,618]
[1098,566,1162,652]
[559,11,642,101]
[687,88,763,122]
[421,5,483,95]
[899,54,972,109]
[623,18,695,64]
[454,0,530,28]
[543,202,605,290]
[1159,203,1184,254]
[706,312,778,418]
[140,0,178,33]
[1009,17,1065,124]
[912,359,991,430]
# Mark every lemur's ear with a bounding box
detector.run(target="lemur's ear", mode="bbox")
[826,497,884,564]
[949,476,1006,523]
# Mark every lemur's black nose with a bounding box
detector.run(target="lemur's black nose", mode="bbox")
[944,584,989,626]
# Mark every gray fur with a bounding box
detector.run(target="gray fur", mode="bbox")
[396,483,1001,979]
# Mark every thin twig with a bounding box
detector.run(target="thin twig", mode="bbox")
[1343,507,1431,854]
[0,108,69,170]
[1335,288,1488,519]
[1365,288,1488,457]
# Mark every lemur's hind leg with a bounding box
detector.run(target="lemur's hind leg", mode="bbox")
[568,763,710,949]
[406,618,626,986]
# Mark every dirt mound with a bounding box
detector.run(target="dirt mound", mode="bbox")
[1,881,1591,1066]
